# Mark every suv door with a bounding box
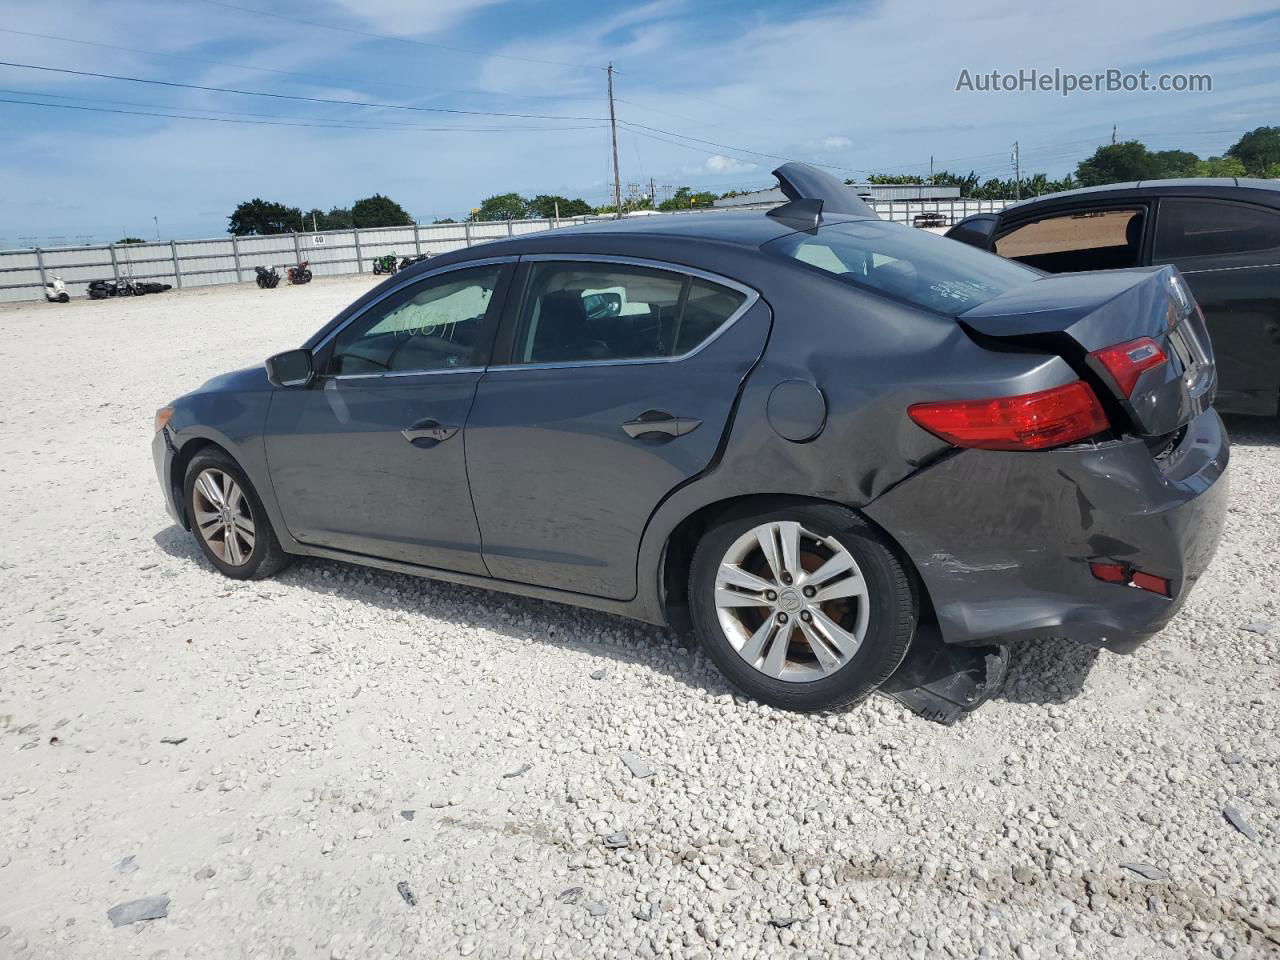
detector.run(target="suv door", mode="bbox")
[264,260,513,572]
[464,256,770,600]
[1152,197,1280,415]
[990,204,1151,272]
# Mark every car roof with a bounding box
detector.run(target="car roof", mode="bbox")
[509,210,822,246]
[421,210,880,271]
[1003,177,1280,212]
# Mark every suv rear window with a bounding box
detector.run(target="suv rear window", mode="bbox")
[764,219,1036,315]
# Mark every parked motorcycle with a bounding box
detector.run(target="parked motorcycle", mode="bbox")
[398,254,429,271]
[287,260,313,285]
[44,274,70,303]
[371,254,398,275]
[87,279,117,300]
[255,265,281,289]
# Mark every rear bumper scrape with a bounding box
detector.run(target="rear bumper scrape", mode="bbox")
[864,408,1229,651]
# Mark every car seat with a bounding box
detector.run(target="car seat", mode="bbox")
[531,291,610,362]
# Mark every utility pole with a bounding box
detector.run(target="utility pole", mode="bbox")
[648,176,656,208]
[607,63,622,220]
[153,216,160,241]
[1012,141,1021,200]
[1111,124,1117,144]
[929,155,934,181]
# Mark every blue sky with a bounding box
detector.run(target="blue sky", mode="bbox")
[2,0,1278,244]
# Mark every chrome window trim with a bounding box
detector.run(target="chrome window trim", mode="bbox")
[322,366,486,382]
[486,253,762,372]
[310,256,517,381]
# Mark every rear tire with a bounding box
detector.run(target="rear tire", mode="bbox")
[688,502,916,712]
[183,448,291,580]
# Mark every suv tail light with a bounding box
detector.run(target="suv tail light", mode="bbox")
[1089,337,1167,398]
[908,381,1108,451]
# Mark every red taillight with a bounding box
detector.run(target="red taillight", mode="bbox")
[1090,337,1167,398]
[908,381,1109,451]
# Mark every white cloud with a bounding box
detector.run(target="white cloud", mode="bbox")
[705,154,756,174]
[4,0,1279,240]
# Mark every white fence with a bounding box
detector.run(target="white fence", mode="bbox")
[0,199,1012,304]
[873,199,1009,224]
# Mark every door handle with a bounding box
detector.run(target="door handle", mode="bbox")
[401,418,458,446]
[621,411,702,439]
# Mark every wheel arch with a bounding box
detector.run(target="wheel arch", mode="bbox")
[657,493,934,634]
[169,436,232,529]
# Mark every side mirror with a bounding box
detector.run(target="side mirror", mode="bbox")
[265,348,315,387]
[944,213,999,249]
[582,291,622,320]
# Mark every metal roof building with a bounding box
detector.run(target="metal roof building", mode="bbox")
[714,183,961,208]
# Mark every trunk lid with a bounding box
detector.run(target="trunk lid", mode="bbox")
[958,265,1215,437]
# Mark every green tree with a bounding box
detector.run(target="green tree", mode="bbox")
[656,187,716,212]
[322,207,353,230]
[866,174,923,185]
[432,217,458,224]
[1152,149,1201,178]
[301,208,330,231]
[227,198,302,236]
[1226,126,1280,176]
[116,236,144,244]
[1075,141,1164,186]
[1264,162,1280,179]
[527,194,593,219]
[350,194,412,228]
[470,193,529,221]
[1196,155,1247,177]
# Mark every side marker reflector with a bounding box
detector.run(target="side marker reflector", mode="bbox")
[1090,562,1172,597]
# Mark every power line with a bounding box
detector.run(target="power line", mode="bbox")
[0,87,599,131]
[623,124,786,172]
[618,119,867,174]
[0,27,593,103]
[0,60,610,121]
[0,96,608,133]
[191,0,598,71]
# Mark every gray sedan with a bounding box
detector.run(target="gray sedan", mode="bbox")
[153,164,1228,713]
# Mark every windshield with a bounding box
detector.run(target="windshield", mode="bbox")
[763,219,1037,315]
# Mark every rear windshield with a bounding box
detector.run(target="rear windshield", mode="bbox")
[763,219,1037,315]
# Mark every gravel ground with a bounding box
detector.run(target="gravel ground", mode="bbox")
[1,278,1277,959]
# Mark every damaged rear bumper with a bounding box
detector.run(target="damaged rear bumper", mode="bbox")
[864,408,1229,652]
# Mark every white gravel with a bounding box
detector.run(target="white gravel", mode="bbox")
[1,278,1277,959]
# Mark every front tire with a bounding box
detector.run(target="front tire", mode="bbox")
[689,503,916,712]
[184,449,291,580]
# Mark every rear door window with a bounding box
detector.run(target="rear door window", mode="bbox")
[509,261,747,364]
[764,219,1035,315]
[1154,198,1280,260]
[993,207,1146,272]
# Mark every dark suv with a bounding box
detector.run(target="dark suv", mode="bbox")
[947,179,1280,416]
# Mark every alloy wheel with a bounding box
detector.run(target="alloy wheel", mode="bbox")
[192,468,256,566]
[713,521,869,683]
